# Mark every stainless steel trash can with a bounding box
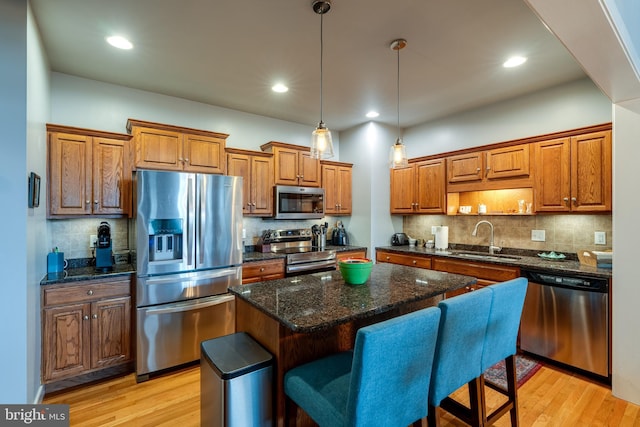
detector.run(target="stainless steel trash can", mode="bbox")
[201,332,273,427]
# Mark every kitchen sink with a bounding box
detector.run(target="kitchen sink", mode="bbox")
[450,251,521,262]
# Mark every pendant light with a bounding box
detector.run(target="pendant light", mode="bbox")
[389,38,408,169]
[310,0,334,160]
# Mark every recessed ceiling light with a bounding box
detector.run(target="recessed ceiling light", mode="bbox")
[106,35,133,50]
[503,56,527,68]
[366,111,380,118]
[272,83,289,93]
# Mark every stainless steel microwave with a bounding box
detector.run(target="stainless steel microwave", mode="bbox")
[273,185,325,220]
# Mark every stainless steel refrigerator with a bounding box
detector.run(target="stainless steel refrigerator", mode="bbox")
[135,170,242,381]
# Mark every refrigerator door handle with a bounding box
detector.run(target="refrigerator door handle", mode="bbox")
[187,175,195,267]
[143,294,235,315]
[141,268,240,285]
[198,175,205,266]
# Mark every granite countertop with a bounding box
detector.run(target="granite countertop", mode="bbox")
[41,264,136,286]
[242,244,369,263]
[376,245,613,279]
[229,263,476,333]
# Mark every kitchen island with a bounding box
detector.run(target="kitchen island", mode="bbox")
[228,263,476,427]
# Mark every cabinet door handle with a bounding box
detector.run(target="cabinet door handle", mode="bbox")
[563,197,569,202]
[476,167,481,172]
[83,315,89,320]
[179,157,184,162]
[86,200,90,205]
[92,314,98,319]
[571,197,577,203]
[94,200,98,206]
[87,290,94,296]
[184,158,189,163]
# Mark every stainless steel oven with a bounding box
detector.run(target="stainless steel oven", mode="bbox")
[273,186,324,220]
[258,228,336,276]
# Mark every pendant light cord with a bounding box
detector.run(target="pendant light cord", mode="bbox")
[320,13,324,124]
[396,44,400,140]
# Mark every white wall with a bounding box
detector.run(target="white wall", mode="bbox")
[611,100,640,402]
[338,122,403,257]
[403,78,611,156]
[0,0,29,404]
[26,2,50,403]
[50,73,339,157]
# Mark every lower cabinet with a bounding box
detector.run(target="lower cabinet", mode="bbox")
[431,257,520,298]
[242,259,285,284]
[41,278,132,384]
[376,250,432,269]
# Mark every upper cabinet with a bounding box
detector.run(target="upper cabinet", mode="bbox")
[447,144,532,192]
[226,148,274,216]
[321,161,353,215]
[260,141,320,187]
[127,119,227,174]
[47,124,131,218]
[391,158,446,214]
[534,130,612,213]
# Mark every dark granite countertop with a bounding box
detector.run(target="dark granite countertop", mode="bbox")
[242,245,369,263]
[229,263,476,333]
[376,246,613,279]
[40,264,136,286]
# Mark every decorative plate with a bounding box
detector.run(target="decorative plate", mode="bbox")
[538,252,566,260]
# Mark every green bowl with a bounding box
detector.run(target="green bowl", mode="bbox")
[339,258,373,285]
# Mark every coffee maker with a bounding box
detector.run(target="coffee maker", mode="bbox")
[95,221,113,271]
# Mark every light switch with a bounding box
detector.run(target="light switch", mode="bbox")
[531,230,545,242]
[595,231,606,245]
[89,234,97,248]
[431,226,437,235]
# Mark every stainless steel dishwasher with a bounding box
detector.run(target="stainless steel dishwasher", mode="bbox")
[520,269,609,378]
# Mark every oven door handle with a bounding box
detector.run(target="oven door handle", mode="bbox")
[286,259,336,273]
[142,294,235,315]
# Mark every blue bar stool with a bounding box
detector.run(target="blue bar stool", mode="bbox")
[426,287,493,427]
[480,278,529,426]
[284,306,441,427]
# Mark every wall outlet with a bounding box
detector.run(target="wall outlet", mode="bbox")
[89,234,97,248]
[531,230,546,242]
[431,226,437,235]
[595,231,606,245]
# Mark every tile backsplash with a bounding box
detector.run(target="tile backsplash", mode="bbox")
[48,218,130,260]
[403,214,612,254]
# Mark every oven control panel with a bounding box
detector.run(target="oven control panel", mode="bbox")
[260,228,312,243]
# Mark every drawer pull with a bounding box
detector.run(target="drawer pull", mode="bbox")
[386,256,390,260]
[412,260,417,264]
[260,267,265,272]
[87,290,94,296]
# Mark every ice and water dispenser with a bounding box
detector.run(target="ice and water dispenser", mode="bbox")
[148,219,183,262]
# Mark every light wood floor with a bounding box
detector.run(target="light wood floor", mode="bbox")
[44,362,640,426]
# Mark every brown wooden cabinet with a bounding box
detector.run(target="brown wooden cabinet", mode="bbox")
[127,119,227,174]
[47,124,131,218]
[447,144,532,192]
[321,161,353,215]
[227,148,274,216]
[390,158,446,214]
[41,278,132,384]
[376,250,432,269]
[261,141,321,187]
[534,130,612,212]
[242,259,285,284]
[431,257,519,298]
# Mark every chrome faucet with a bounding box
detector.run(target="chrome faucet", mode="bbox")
[472,220,501,254]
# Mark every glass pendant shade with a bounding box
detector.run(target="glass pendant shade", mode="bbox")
[311,121,334,159]
[389,138,408,168]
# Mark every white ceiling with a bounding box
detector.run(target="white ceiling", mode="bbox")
[30,0,588,131]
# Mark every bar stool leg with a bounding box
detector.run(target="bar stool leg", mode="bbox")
[506,355,519,427]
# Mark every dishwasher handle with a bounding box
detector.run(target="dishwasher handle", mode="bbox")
[522,269,609,292]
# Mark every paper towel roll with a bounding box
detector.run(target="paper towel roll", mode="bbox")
[434,226,449,250]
